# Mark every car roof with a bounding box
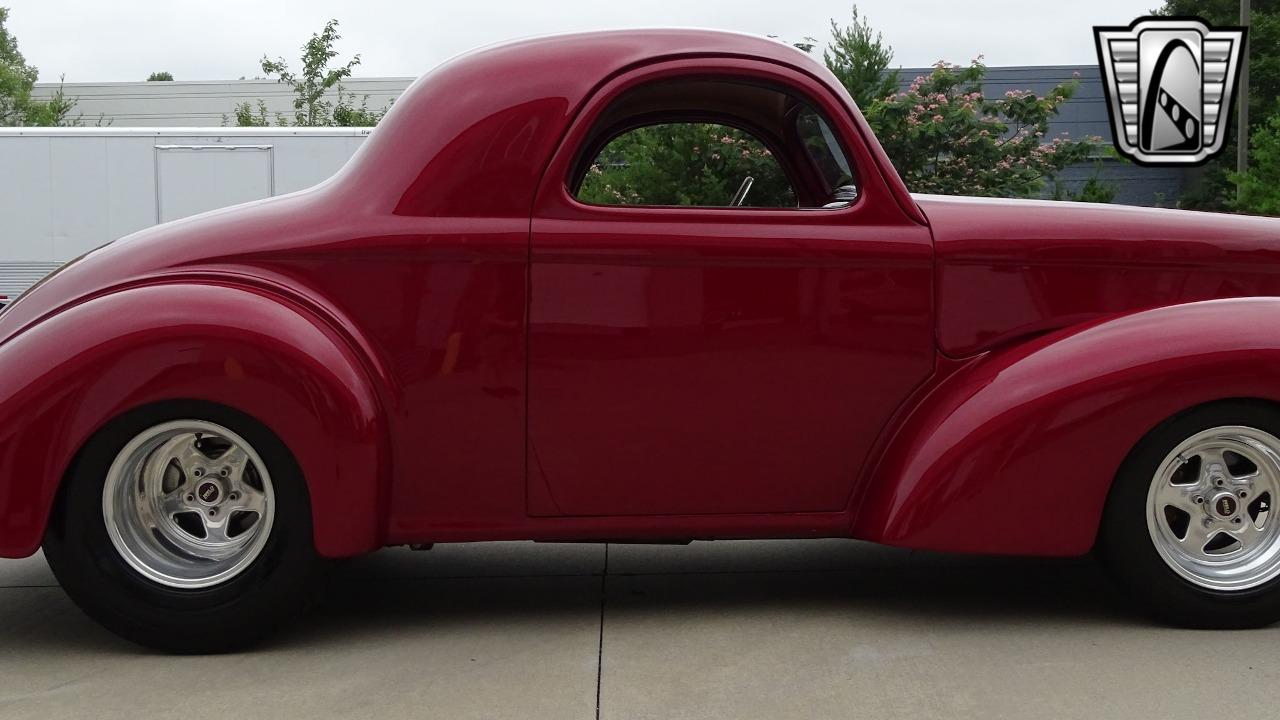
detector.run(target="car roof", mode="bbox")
[332,30,838,217]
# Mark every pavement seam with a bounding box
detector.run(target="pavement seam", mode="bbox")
[595,543,609,720]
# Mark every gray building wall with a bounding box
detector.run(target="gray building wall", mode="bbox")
[31,77,412,127]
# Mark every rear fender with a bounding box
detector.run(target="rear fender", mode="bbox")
[0,282,386,558]
[852,298,1280,556]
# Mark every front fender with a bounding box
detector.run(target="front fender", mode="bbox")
[0,281,386,558]
[852,298,1280,556]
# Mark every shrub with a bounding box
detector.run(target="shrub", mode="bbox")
[865,60,1101,197]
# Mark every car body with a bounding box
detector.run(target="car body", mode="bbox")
[5,30,1280,649]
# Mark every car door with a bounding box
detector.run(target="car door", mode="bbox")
[527,61,934,518]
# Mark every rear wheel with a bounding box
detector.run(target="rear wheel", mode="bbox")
[43,402,329,652]
[1099,401,1280,628]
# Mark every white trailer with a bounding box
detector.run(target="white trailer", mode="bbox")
[0,127,372,301]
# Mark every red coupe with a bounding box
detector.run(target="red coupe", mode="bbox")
[4,30,1280,651]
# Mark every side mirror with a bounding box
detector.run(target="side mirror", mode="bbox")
[822,185,858,209]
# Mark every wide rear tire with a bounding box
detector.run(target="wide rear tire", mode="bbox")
[1099,400,1280,629]
[43,401,330,653]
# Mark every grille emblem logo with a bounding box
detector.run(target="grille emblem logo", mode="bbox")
[1094,17,1247,165]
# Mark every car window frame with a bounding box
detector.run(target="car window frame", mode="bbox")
[571,113,803,210]
[541,62,874,222]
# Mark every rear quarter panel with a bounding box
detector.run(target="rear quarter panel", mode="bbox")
[922,196,1280,357]
[0,281,384,558]
[852,298,1280,555]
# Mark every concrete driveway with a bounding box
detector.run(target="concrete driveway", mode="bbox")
[0,540,1277,719]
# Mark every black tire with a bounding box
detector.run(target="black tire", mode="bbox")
[1098,399,1280,629]
[43,400,330,653]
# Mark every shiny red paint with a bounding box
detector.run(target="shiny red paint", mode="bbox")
[922,195,1280,358]
[0,29,1278,560]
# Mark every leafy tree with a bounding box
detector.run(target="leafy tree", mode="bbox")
[230,98,281,127]
[1157,0,1280,210]
[865,60,1099,197]
[1230,109,1280,215]
[233,18,388,127]
[0,6,76,126]
[814,4,1104,198]
[0,6,36,125]
[823,6,899,111]
[1052,160,1121,203]
[147,71,174,81]
[578,123,795,207]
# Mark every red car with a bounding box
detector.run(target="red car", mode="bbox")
[3,30,1280,651]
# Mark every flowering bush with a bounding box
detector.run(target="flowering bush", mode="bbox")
[865,60,1102,197]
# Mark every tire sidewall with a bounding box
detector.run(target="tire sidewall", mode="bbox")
[44,400,323,651]
[1101,400,1280,627]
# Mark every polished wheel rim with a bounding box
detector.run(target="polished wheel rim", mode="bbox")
[102,420,274,589]
[1147,425,1280,591]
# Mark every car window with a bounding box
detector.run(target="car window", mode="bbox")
[576,122,796,208]
[795,107,855,193]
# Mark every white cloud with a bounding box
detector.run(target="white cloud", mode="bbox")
[9,0,1158,83]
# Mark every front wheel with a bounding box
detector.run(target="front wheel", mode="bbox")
[43,402,329,652]
[1099,400,1280,628]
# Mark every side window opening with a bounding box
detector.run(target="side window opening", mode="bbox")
[578,123,796,208]
[569,78,858,210]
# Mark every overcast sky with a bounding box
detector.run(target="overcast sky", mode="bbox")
[9,0,1158,83]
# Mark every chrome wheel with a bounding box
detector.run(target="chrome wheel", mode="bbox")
[1147,425,1280,591]
[102,420,274,589]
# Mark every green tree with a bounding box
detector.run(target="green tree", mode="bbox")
[1052,160,1121,203]
[146,71,174,81]
[0,6,75,126]
[234,18,388,127]
[818,4,1103,198]
[823,6,899,111]
[1157,0,1280,209]
[1230,109,1280,215]
[865,60,1099,196]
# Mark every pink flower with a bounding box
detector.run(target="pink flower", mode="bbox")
[932,114,944,122]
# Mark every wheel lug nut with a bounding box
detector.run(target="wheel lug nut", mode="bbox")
[209,509,217,516]
[1233,517,1243,524]
[1240,491,1248,499]
[193,468,204,477]
[219,468,229,477]
[228,493,238,501]
[186,494,195,502]
[1216,479,1225,486]
[1195,496,1205,504]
